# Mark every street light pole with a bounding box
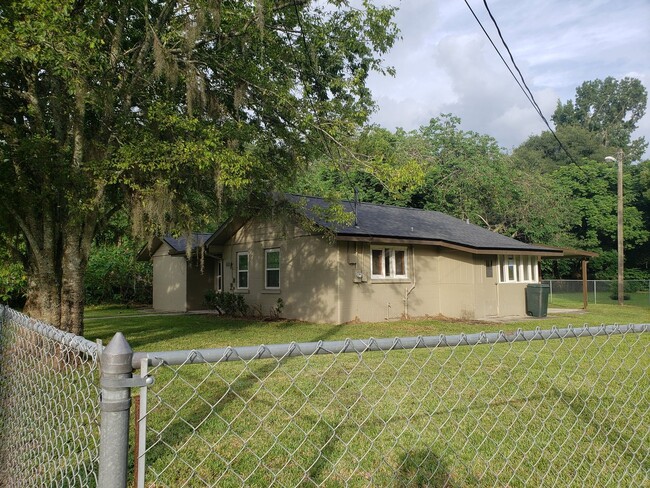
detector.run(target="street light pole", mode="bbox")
[605,149,624,305]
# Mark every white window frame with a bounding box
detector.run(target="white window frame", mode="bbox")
[498,255,538,283]
[236,252,249,290]
[265,248,280,290]
[371,246,408,279]
[215,259,223,292]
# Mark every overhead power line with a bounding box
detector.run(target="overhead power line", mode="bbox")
[463,0,585,172]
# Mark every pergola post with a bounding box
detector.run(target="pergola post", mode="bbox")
[582,259,589,310]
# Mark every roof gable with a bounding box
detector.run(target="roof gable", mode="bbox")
[137,233,212,261]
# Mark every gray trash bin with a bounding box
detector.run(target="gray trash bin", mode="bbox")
[526,283,550,317]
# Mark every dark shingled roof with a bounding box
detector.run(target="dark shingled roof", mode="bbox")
[285,194,562,255]
[162,233,212,254]
[137,233,212,261]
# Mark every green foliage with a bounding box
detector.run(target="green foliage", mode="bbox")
[0,261,27,307]
[270,298,285,320]
[296,115,572,245]
[85,245,152,305]
[405,115,571,244]
[552,77,648,160]
[512,125,608,173]
[293,125,426,207]
[0,0,398,330]
[551,160,649,253]
[204,290,249,317]
[516,77,650,279]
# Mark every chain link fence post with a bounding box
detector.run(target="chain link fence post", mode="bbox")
[98,332,134,488]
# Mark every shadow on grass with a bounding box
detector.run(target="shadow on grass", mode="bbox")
[552,386,649,475]
[141,322,348,481]
[85,315,270,350]
[395,449,458,487]
[85,313,352,352]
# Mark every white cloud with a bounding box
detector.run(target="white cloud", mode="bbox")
[367,0,650,158]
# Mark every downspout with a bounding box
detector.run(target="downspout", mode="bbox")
[337,245,341,324]
[404,246,416,318]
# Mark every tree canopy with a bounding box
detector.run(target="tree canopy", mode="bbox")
[552,76,648,161]
[295,115,573,246]
[0,0,398,333]
[513,76,649,279]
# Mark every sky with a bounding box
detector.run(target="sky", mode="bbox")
[365,0,650,159]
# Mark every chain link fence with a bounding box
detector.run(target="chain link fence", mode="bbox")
[0,306,101,487]
[543,279,650,307]
[1,304,648,487]
[135,324,650,487]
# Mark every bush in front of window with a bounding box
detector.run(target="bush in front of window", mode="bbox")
[204,290,249,316]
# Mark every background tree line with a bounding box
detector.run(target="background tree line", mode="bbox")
[0,0,647,329]
[2,72,648,311]
[293,76,649,280]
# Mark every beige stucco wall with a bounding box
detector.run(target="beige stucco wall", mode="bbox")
[219,219,340,323]
[473,254,499,319]
[329,245,533,322]
[152,243,187,312]
[495,283,528,316]
[336,242,423,323]
[338,246,499,322]
[214,217,535,323]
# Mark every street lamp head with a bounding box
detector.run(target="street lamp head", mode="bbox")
[605,156,617,163]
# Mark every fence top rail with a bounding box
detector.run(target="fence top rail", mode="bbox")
[132,323,649,369]
[1,305,99,358]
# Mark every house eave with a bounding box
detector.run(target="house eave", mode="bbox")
[136,237,164,261]
[205,217,248,249]
[334,234,564,257]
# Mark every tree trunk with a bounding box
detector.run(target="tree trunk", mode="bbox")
[22,221,92,336]
[22,208,63,329]
[60,229,90,336]
[23,267,62,330]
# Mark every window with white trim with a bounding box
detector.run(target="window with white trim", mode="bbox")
[498,255,538,283]
[265,248,280,289]
[215,260,223,292]
[371,247,408,279]
[236,252,249,289]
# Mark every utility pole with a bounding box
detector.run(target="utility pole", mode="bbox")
[605,149,624,305]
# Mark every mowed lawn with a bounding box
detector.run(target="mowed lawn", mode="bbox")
[84,304,649,487]
[84,301,649,352]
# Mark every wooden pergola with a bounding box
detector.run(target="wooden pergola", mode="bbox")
[538,246,599,309]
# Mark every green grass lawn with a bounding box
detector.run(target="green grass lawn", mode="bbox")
[83,302,649,352]
[549,290,650,309]
[83,305,650,487]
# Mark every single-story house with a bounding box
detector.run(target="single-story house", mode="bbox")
[139,194,587,322]
[137,233,213,312]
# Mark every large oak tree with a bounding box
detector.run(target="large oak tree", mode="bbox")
[0,0,398,334]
